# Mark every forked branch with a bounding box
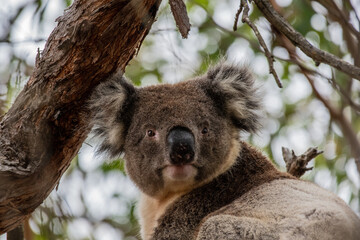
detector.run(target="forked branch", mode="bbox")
[282,147,323,178]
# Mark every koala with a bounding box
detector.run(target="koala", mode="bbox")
[90,63,360,240]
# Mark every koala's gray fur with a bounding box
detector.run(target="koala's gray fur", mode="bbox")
[90,77,136,155]
[91,63,360,240]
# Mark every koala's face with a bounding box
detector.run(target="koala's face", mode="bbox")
[123,82,237,196]
[91,63,261,197]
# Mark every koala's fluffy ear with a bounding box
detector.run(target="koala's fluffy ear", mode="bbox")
[204,63,262,133]
[90,74,137,156]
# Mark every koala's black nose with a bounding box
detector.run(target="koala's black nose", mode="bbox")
[167,127,195,165]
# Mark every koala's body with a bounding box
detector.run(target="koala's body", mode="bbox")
[91,63,360,240]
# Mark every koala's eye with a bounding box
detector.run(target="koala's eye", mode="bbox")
[201,127,208,134]
[147,130,156,137]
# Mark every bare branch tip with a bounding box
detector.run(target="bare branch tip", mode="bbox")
[282,146,322,178]
[239,1,283,88]
[271,69,283,88]
[233,1,244,31]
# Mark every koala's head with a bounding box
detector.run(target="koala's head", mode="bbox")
[91,63,261,198]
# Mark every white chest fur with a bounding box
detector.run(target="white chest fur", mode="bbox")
[138,193,182,240]
[137,139,241,240]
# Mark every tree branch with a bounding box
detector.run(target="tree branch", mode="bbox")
[252,0,360,80]
[305,72,360,174]
[265,0,360,173]
[0,0,161,233]
[240,0,283,88]
[283,147,323,178]
[169,0,191,38]
[313,0,360,68]
[314,0,360,40]
[233,1,243,31]
[273,53,360,113]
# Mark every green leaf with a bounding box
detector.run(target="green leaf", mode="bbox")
[101,159,126,174]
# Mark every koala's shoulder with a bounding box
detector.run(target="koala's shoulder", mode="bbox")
[197,178,360,240]
[196,215,277,240]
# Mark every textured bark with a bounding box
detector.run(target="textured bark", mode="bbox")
[282,147,323,178]
[169,0,191,38]
[0,0,161,233]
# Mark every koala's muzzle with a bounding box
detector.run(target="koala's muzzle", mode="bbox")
[167,127,195,165]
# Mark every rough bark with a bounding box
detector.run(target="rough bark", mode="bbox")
[169,0,191,38]
[282,147,323,178]
[0,0,161,233]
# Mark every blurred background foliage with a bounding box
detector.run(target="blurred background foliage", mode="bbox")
[0,0,359,239]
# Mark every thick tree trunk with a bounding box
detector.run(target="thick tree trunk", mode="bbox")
[0,0,161,233]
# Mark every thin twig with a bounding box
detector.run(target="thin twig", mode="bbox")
[314,0,360,40]
[344,0,360,26]
[0,38,46,44]
[279,56,360,113]
[241,0,283,88]
[253,0,360,81]
[306,73,360,174]
[210,15,358,110]
[313,0,360,69]
[233,1,243,31]
[192,1,264,55]
[267,0,360,113]
[265,2,360,173]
